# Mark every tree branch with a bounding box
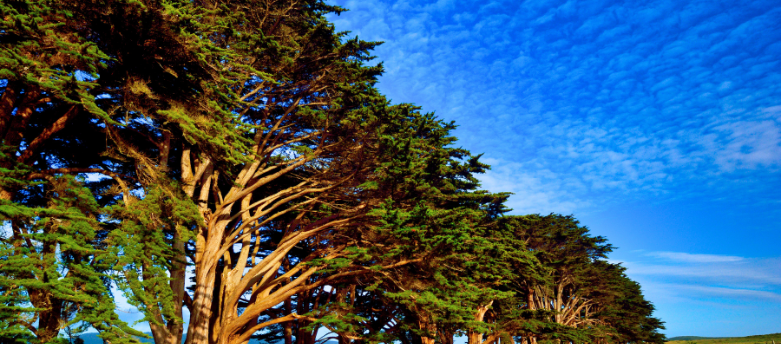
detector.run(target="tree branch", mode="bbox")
[17,105,79,164]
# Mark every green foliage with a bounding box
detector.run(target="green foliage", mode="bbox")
[0,1,666,344]
[0,173,143,343]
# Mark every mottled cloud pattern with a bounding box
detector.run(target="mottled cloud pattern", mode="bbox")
[327,0,781,335]
[328,0,781,214]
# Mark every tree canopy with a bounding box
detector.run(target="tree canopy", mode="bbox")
[0,1,665,344]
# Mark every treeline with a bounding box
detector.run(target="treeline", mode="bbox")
[0,1,664,344]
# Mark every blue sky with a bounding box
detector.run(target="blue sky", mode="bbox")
[326,0,781,337]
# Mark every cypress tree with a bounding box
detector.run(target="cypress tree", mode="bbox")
[1,2,666,344]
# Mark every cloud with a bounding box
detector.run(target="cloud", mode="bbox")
[710,119,781,170]
[678,284,781,302]
[327,0,781,336]
[628,263,781,286]
[619,252,781,304]
[327,0,781,216]
[641,281,781,304]
[648,251,744,263]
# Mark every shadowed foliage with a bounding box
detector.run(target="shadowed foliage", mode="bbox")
[1,1,665,344]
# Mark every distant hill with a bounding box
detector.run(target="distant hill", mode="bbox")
[667,333,781,343]
[744,333,781,340]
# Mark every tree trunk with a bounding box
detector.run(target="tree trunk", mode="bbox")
[467,301,493,344]
[0,81,20,138]
[438,327,455,344]
[284,297,293,344]
[501,333,516,344]
[28,241,62,344]
[0,85,39,201]
[418,314,437,344]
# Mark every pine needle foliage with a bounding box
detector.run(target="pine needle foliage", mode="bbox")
[1,1,666,344]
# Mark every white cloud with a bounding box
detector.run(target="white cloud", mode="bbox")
[680,285,781,302]
[642,282,781,304]
[326,0,781,337]
[649,251,745,263]
[710,119,781,170]
[327,0,781,218]
[620,253,781,305]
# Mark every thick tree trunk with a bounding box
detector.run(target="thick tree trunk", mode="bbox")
[149,232,187,344]
[467,301,493,344]
[284,297,294,344]
[169,236,187,344]
[28,241,62,344]
[502,333,516,344]
[418,314,437,344]
[184,183,224,344]
[0,85,39,201]
[467,332,481,344]
[438,327,455,344]
[526,287,537,344]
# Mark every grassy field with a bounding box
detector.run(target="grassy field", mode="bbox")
[667,333,781,344]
